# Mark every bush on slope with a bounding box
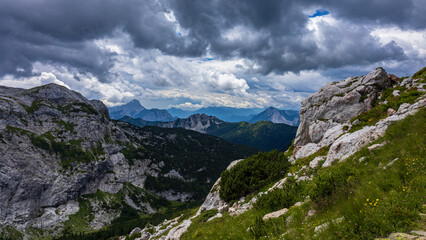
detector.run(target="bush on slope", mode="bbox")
[219,150,290,202]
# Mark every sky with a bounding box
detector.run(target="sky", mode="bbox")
[0,0,425,110]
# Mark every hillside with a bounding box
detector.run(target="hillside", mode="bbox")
[206,121,297,151]
[123,67,426,240]
[0,84,256,239]
[119,114,298,151]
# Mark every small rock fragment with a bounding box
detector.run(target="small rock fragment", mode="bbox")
[387,108,396,116]
[263,208,289,221]
[307,209,316,217]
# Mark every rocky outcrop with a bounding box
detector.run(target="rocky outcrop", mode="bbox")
[292,68,426,162]
[294,68,391,148]
[324,95,426,166]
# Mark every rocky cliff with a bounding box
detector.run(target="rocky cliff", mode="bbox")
[293,67,425,165]
[294,67,391,147]
[0,84,255,237]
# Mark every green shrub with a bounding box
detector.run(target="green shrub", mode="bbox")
[53,119,76,132]
[254,179,304,211]
[125,232,141,240]
[248,216,267,239]
[248,214,286,239]
[120,143,145,166]
[310,163,360,205]
[219,150,290,202]
[29,135,50,151]
[21,100,46,114]
[57,102,98,115]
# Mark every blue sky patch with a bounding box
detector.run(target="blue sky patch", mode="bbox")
[308,9,330,18]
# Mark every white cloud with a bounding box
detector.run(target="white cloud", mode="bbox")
[208,72,249,94]
[371,27,426,59]
[170,102,203,110]
[0,72,69,89]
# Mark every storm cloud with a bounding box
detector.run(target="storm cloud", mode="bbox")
[0,0,424,108]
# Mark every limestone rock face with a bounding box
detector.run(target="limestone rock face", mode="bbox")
[0,84,118,229]
[324,95,426,166]
[292,67,424,168]
[0,84,251,233]
[294,68,391,147]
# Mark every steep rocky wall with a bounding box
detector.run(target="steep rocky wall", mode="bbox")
[294,68,391,147]
[292,67,425,166]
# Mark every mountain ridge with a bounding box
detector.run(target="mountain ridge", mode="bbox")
[109,99,176,121]
[119,113,298,151]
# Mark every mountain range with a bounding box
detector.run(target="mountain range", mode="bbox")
[119,114,298,151]
[110,100,300,126]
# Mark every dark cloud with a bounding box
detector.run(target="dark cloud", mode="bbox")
[165,0,415,74]
[0,0,182,81]
[323,0,426,29]
[0,0,423,81]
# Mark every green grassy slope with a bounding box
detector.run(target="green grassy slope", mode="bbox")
[181,107,425,240]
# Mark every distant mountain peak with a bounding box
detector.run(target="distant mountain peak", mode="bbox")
[124,99,145,110]
[249,107,300,126]
[265,106,278,112]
